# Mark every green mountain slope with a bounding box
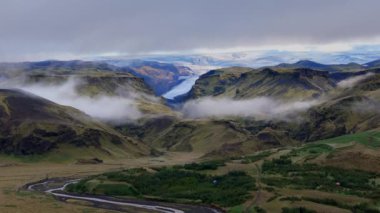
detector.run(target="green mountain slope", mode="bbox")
[0,59,194,96]
[0,61,175,117]
[126,73,380,158]
[274,60,366,72]
[120,117,299,158]
[186,67,335,100]
[0,89,149,158]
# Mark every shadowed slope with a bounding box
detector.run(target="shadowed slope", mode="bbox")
[0,89,149,158]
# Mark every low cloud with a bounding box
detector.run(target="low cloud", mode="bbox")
[181,97,320,120]
[337,73,374,88]
[352,100,380,114]
[0,77,143,123]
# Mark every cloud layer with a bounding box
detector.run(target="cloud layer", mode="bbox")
[1,0,380,61]
[181,97,320,120]
[0,78,143,123]
[337,73,374,88]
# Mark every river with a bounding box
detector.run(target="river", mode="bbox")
[162,76,199,99]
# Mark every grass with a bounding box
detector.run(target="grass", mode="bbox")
[234,151,272,164]
[276,196,380,212]
[0,152,71,163]
[3,204,17,208]
[66,178,140,196]
[0,141,136,164]
[287,144,334,161]
[261,156,380,199]
[291,144,333,156]
[227,205,245,213]
[314,130,380,148]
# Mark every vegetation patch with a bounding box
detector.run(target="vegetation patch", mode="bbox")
[314,131,380,148]
[300,197,379,212]
[227,205,266,213]
[174,160,226,171]
[281,207,316,213]
[233,151,272,164]
[66,167,256,207]
[289,144,333,156]
[261,156,380,198]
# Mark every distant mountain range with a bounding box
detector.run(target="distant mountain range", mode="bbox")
[0,60,195,97]
[0,59,379,162]
[97,54,380,99]
[272,59,380,72]
[96,48,380,74]
[124,65,380,158]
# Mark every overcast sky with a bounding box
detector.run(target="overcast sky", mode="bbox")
[1,0,380,61]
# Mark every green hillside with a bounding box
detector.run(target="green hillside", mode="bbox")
[0,89,150,161]
[186,67,335,100]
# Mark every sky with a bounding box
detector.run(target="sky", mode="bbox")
[1,0,380,61]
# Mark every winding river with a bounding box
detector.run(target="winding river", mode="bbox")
[25,178,222,213]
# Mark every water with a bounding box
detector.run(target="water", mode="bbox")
[162,76,199,99]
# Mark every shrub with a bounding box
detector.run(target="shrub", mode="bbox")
[66,168,255,207]
[282,207,316,213]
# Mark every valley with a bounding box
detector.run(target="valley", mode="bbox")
[2,1,380,212]
[0,59,379,213]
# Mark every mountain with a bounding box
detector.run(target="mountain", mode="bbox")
[276,60,331,70]
[106,60,194,95]
[274,60,366,72]
[184,67,335,101]
[1,59,379,160]
[0,60,195,97]
[0,89,149,158]
[4,58,379,212]
[328,68,380,82]
[25,72,154,96]
[0,60,118,77]
[273,59,380,73]
[100,49,380,72]
[0,60,154,97]
[118,117,298,158]
[122,69,380,158]
[364,59,380,68]
[0,60,175,117]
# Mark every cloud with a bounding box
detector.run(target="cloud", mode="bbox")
[1,0,380,61]
[181,97,320,120]
[352,100,380,114]
[0,77,143,123]
[337,73,374,88]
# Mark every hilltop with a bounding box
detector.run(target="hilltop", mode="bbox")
[272,59,380,72]
[185,67,335,100]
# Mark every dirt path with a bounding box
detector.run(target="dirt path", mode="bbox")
[253,164,262,205]
[244,163,262,212]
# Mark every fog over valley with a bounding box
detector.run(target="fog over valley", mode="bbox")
[1,1,380,212]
